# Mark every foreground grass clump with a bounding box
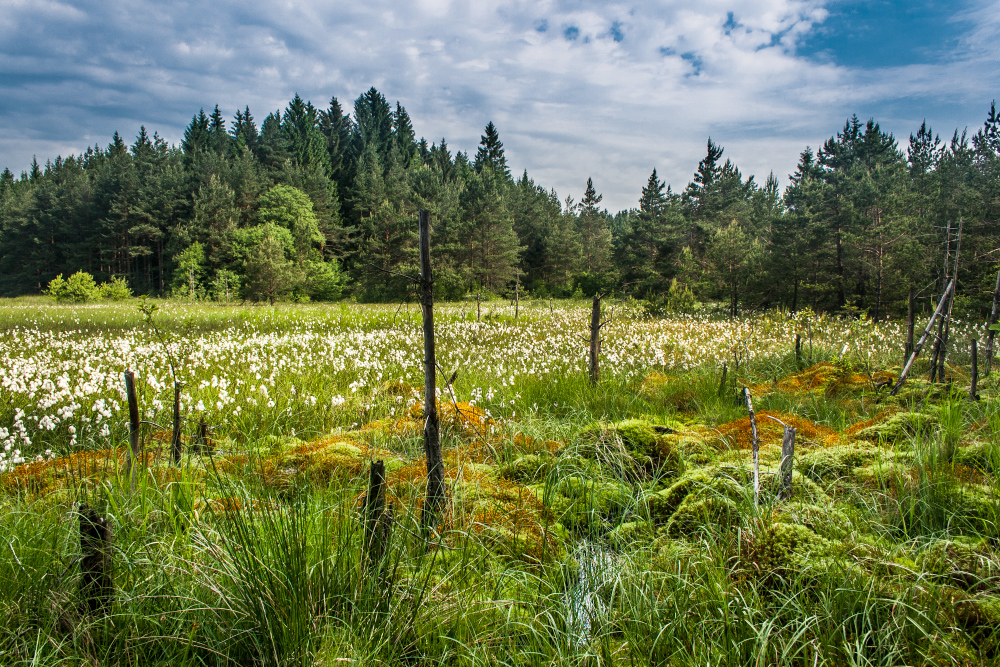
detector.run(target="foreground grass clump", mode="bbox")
[1,298,998,665]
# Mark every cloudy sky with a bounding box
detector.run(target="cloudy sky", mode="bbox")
[1,0,997,211]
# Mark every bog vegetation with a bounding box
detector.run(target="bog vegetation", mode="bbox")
[1,297,999,666]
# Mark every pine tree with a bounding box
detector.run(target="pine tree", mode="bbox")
[319,97,351,184]
[392,102,417,167]
[576,177,611,273]
[474,122,510,178]
[182,109,210,160]
[231,106,259,153]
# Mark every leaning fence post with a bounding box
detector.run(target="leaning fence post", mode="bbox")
[744,387,760,506]
[891,279,954,396]
[779,426,796,500]
[79,504,113,615]
[124,370,140,490]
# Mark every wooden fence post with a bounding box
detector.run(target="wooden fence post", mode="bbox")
[795,334,802,368]
[970,338,979,401]
[171,381,183,465]
[779,426,796,500]
[744,387,760,506]
[985,267,1000,377]
[124,370,140,490]
[79,505,113,615]
[589,295,601,385]
[419,209,444,530]
[364,460,391,569]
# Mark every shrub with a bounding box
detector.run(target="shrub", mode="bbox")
[45,271,99,302]
[98,276,132,300]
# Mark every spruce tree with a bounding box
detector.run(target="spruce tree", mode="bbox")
[474,122,510,179]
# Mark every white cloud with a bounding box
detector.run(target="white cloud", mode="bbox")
[0,0,997,210]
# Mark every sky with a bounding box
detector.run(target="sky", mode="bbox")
[0,0,997,212]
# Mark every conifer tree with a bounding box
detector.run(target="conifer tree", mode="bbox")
[474,122,510,179]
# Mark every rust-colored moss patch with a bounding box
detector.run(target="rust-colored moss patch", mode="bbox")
[713,411,839,449]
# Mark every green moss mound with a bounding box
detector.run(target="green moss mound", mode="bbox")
[498,454,552,484]
[917,537,1000,592]
[797,443,881,482]
[854,411,937,444]
[743,523,833,579]
[574,419,681,478]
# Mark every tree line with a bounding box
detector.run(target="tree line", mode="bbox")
[1,87,998,318]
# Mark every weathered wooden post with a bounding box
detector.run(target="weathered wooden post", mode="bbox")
[79,505,113,615]
[476,292,481,322]
[717,361,728,398]
[744,387,760,506]
[985,267,1000,377]
[589,295,601,385]
[364,460,391,569]
[970,338,979,401]
[193,415,208,454]
[779,426,796,500]
[794,333,802,368]
[419,209,444,529]
[891,279,954,396]
[124,370,140,489]
[171,381,183,465]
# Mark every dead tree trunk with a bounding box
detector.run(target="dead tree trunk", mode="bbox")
[970,338,979,401]
[985,267,1000,377]
[795,334,802,368]
[364,460,391,569]
[124,370,140,490]
[891,279,954,396]
[717,361,728,398]
[589,295,601,385]
[171,381,182,465]
[779,426,796,501]
[419,209,444,529]
[79,505,113,615]
[744,388,760,506]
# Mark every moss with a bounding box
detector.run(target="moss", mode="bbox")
[607,520,654,548]
[644,468,744,524]
[665,433,717,466]
[775,502,853,541]
[664,494,741,537]
[917,537,1000,592]
[797,443,881,482]
[498,454,552,484]
[611,419,660,457]
[954,442,1000,473]
[743,522,833,579]
[854,411,937,444]
[530,476,632,532]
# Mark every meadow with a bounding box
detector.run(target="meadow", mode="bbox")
[0,296,997,666]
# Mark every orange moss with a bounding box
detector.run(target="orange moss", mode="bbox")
[754,362,894,397]
[1,447,171,496]
[713,411,839,449]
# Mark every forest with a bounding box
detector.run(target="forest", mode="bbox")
[1,88,998,317]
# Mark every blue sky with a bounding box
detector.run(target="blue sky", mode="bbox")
[0,0,997,211]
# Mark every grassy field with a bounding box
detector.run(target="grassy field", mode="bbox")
[0,296,997,666]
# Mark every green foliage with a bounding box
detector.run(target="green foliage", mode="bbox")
[45,271,99,302]
[172,241,206,298]
[98,276,132,300]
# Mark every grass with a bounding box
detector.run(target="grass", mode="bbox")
[0,297,998,665]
